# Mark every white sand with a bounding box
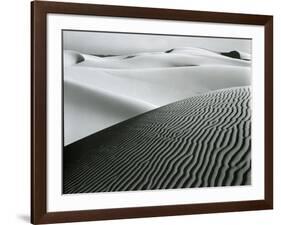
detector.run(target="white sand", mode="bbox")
[64,48,251,145]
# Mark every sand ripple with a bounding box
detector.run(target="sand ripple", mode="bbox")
[63,87,251,193]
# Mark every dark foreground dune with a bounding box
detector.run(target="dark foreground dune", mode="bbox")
[63,87,251,194]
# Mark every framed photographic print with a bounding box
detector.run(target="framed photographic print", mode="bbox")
[31,1,273,224]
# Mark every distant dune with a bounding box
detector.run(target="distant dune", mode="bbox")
[64,50,85,66]
[63,87,251,194]
[221,50,251,61]
[64,47,251,145]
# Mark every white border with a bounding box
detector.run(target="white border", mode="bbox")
[47,14,265,212]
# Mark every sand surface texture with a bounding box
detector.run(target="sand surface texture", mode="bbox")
[64,48,251,145]
[64,87,251,193]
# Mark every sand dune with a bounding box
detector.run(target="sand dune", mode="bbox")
[65,65,250,106]
[64,80,155,144]
[221,50,251,61]
[64,47,251,144]
[78,47,250,69]
[64,50,85,66]
[63,87,251,193]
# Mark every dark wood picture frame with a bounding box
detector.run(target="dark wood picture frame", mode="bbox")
[31,1,273,224]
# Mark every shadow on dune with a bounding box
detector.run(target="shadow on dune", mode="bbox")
[165,48,174,53]
[221,50,241,59]
[63,87,251,194]
[124,55,136,59]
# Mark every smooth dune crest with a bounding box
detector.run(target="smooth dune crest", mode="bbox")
[65,47,250,69]
[63,87,251,194]
[64,50,85,66]
[63,47,251,145]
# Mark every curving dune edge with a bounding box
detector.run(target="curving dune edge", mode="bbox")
[64,47,251,145]
[63,86,251,194]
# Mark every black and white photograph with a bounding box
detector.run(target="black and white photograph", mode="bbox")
[29,2,274,223]
[62,30,252,194]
